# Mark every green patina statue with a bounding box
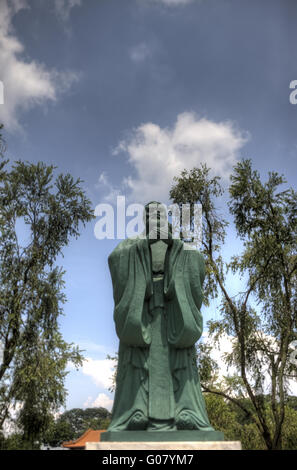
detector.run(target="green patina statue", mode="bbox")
[102,202,223,441]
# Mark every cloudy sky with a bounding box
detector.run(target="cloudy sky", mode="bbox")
[0,0,297,412]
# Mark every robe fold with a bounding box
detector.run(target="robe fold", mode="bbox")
[107,237,213,432]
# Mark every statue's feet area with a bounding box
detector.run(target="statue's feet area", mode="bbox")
[127,411,148,430]
[147,418,175,431]
[175,411,213,431]
[112,410,214,432]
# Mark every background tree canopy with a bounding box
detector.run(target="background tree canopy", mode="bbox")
[43,407,111,448]
[170,161,297,450]
[0,125,94,448]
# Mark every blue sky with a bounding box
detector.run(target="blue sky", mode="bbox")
[0,0,297,412]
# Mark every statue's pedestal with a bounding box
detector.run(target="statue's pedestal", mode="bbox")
[100,430,224,442]
[85,441,241,450]
[85,430,241,450]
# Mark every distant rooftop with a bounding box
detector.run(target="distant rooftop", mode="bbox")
[62,429,106,449]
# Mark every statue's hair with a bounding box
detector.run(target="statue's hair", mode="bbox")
[144,201,162,209]
[143,201,172,234]
[144,201,167,219]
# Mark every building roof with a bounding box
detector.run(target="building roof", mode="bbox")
[62,429,106,449]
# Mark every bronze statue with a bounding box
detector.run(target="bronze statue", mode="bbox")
[103,202,222,440]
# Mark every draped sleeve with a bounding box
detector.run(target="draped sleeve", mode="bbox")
[164,241,205,349]
[108,238,153,347]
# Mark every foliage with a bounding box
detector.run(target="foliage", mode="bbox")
[205,393,297,450]
[0,126,94,448]
[43,415,74,448]
[204,393,265,450]
[106,353,118,393]
[170,161,297,449]
[0,432,35,450]
[43,407,111,447]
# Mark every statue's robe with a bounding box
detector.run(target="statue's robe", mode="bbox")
[107,236,213,432]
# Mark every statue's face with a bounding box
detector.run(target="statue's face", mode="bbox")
[144,202,167,234]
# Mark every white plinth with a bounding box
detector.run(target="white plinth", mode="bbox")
[85,441,242,450]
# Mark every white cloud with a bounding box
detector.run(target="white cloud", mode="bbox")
[130,43,152,63]
[96,172,122,203]
[201,331,236,377]
[109,112,248,204]
[81,357,114,389]
[83,393,113,411]
[0,0,79,131]
[2,402,22,437]
[54,0,82,21]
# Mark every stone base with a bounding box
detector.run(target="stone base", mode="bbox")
[85,441,242,450]
[100,430,224,442]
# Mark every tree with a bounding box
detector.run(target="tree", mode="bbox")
[43,407,111,446]
[80,407,111,432]
[57,408,87,437]
[0,127,94,447]
[170,161,297,449]
[43,415,74,448]
[204,393,266,450]
[106,353,117,393]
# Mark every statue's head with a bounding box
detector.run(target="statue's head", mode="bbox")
[143,201,170,241]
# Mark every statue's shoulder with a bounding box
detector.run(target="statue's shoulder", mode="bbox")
[182,245,205,273]
[191,248,205,264]
[108,236,143,262]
